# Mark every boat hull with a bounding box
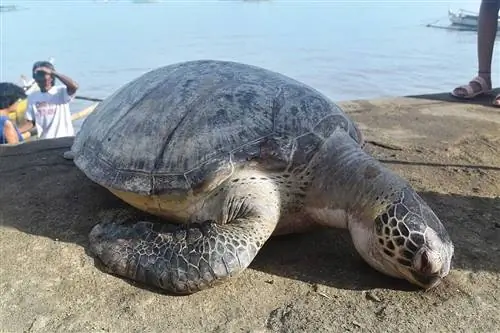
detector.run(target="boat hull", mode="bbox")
[448,9,500,29]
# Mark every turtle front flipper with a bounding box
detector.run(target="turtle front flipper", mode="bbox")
[89,184,280,294]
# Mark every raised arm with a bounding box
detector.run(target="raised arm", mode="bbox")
[53,71,79,96]
[34,65,79,96]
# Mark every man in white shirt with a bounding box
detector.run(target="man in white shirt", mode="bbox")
[19,61,79,139]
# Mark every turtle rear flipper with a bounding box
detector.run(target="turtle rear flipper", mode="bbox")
[89,179,281,295]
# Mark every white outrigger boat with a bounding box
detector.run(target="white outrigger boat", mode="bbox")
[448,8,500,30]
[0,5,18,12]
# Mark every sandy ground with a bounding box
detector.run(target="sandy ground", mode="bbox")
[0,92,499,333]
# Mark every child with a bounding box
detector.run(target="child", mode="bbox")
[0,82,26,144]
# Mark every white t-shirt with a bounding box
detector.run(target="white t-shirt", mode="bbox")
[25,85,75,139]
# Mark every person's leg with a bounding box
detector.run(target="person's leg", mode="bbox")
[489,0,500,106]
[477,0,499,86]
[452,0,500,98]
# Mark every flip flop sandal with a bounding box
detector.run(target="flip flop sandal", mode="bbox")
[451,76,492,99]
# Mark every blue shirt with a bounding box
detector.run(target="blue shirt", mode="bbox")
[0,115,24,144]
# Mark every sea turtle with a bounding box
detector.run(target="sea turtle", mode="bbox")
[67,59,454,294]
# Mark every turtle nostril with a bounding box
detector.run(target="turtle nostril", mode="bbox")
[413,248,441,276]
[420,251,432,274]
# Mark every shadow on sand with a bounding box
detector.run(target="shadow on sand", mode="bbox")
[0,138,498,294]
[405,88,500,108]
[251,190,499,291]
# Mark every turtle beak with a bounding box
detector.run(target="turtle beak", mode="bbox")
[409,270,443,290]
[409,244,452,290]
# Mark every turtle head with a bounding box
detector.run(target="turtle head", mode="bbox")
[349,187,454,289]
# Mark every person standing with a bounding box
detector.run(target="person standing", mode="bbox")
[19,61,79,139]
[451,0,500,107]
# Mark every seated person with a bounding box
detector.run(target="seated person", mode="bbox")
[0,82,26,144]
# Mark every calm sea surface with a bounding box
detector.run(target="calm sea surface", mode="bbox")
[1,0,498,129]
